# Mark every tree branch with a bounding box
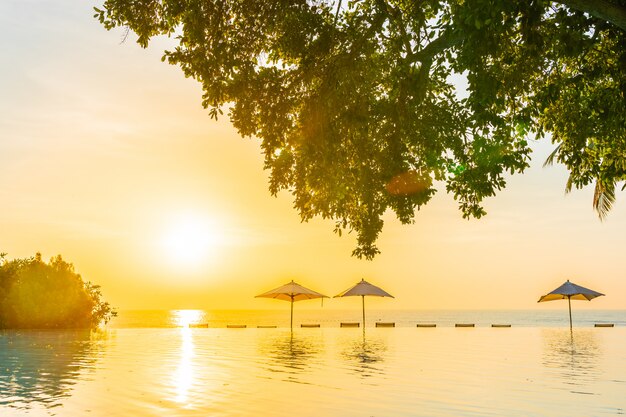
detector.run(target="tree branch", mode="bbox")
[408,30,463,64]
[379,0,415,56]
[404,0,626,66]
[554,0,626,31]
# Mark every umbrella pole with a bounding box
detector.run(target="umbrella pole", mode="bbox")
[290,296,294,330]
[568,295,572,331]
[362,295,365,329]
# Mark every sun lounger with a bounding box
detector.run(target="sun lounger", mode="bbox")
[455,323,475,327]
[188,323,208,328]
[257,325,277,328]
[226,325,246,328]
[416,324,436,327]
[340,322,360,327]
[491,324,511,328]
[594,323,615,327]
[375,322,395,327]
[301,324,321,328]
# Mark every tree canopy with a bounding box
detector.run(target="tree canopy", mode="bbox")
[95,0,626,258]
[0,253,116,329]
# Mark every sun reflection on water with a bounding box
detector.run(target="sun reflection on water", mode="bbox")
[172,327,195,406]
[168,310,203,407]
[171,309,204,328]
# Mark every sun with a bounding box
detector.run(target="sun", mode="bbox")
[161,214,219,267]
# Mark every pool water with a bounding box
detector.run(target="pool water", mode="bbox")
[1,326,625,416]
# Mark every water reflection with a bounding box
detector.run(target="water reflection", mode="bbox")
[542,329,601,393]
[0,330,106,410]
[258,331,322,381]
[171,327,195,405]
[171,309,204,328]
[340,333,387,378]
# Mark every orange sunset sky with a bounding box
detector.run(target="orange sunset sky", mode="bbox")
[1,1,625,311]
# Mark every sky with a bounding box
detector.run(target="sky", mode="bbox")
[0,1,624,311]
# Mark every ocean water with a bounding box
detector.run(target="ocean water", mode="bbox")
[108,309,626,329]
[1,310,625,417]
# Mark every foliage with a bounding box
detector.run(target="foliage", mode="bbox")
[0,253,117,329]
[95,0,626,258]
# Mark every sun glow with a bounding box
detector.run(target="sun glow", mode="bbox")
[162,214,220,267]
[172,309,205,328]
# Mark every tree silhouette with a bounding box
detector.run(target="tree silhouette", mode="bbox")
[96,0,626,257]
[0,253,116,329]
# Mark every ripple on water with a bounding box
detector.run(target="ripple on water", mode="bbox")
[1,327,626,417]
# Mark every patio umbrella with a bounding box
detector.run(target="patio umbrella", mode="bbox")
[538,280,604,330]
[334,279,394,328]
[255,280,328,329]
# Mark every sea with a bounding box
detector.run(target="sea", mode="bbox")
[107,308,626,329]
[1,309,625,417]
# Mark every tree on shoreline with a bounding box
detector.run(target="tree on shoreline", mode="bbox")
[0,253,116,329]
[95,0,626,258]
